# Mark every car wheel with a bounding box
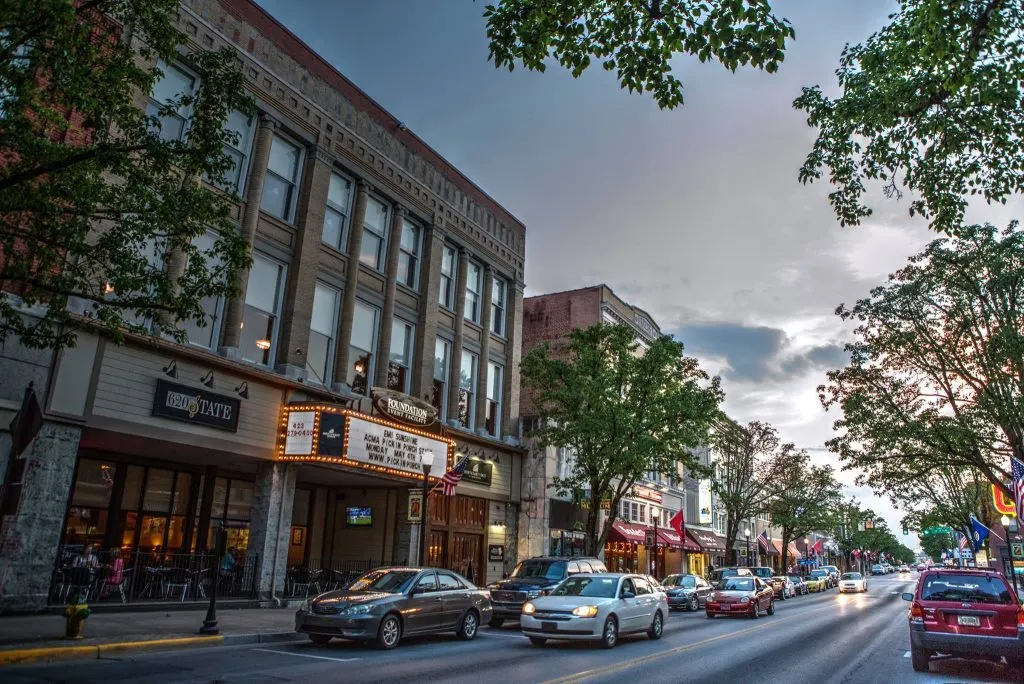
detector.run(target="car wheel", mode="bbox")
[600,616,618,649]
[308,634,332,645]
[766,599,775,616]
[751,602,760,619]
[488,617,504,628]
[689,595,699,612]
[705,612,714,619]
[457,609,479,641]
[376,614,402,650]
[647,611,663,640]
[529,636,547,646]
[910,645,930,672]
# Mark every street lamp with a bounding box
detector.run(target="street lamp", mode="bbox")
[744,527,751,567]
[805,536,811,571]
[418,451,435,567]
[1000,514,1020,597]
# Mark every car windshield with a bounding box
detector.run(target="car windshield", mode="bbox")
[841,573,862,580]
[716,569,738,579]
[664,575,695,588]
[922,575,1014,604]
[511,560,566,581]
[810,571,827,578]
[549,576,618,598]
[723,578,755,591]
[348,569,419,593]
[750,568,773,578]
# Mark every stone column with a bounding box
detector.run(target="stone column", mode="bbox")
[274,145,334,380]
[446,246,469,426]
[410,220,446,403]
[374,205,406,388]
[332,180,370,393]
[474,266,494,435]
[220,113,276,356]
[247,461,297,600]
[501,280,525,440]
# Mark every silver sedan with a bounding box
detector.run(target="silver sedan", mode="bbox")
[520,573,668,649]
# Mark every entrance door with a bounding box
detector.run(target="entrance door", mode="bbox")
[428,530,448,568]
[452,533,482,585]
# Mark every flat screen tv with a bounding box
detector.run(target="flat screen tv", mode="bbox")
[346,506,372,526]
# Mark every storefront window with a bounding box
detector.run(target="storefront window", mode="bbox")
[71,459,115,509]
[226,481,253,520]
[142,469,174,513]
[172,472,191,515]
[122,465,144,511]
[288,488,311,566]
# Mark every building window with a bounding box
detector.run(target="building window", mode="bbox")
[458,350,477,428]
[306,282,339,384]
[490,277,507,336]
[240,253,284,366]
[432,338,450,420]
[182,231,225,349]
[218,110,254,192]
[486,362,502,437]
[397,217,421,289]
[321,173,352,251]
[147,62,196,142]
[388,319,414,393]
[261,135,302,222]
[359,197,388,271]
[348,300,378,395]
[438,246,456,310]
[464,262,482,324]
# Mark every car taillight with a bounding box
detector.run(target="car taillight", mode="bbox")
[1018,604,1024,628]
[909,602,924,621]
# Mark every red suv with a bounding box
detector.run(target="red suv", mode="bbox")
[902,568,1023,672]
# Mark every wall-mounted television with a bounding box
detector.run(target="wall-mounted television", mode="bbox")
[346,506,372,526]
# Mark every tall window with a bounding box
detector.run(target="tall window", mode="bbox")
[147,62,196,142]
[359,197,388,271]
[218,110,254,192]
[261,135,302,222]
[458,351,477,428]
[240,253,284,365]
[464,262,482,323]
[388,320,414,393]
[306,282,339,384]
[397,217,421,289]
[432,338,450,420]
[438,246,456,309]
[322,173,352,251]
[348,301,378,395]
[486,362,502,437]
[182,231,224,348]
[490,277,507,336]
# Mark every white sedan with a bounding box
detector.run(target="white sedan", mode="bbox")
[838,572,868,593]
[520,573,668,649]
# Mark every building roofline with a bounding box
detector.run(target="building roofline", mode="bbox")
[524,284,606,302]
[226,0,525,232]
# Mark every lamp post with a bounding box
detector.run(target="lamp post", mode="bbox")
[651,506,660,577]
[419,451,435,567]
[200,525,227,635]
[744,527,751,567]
[805,536,811,572]
[1000,514,1020,598]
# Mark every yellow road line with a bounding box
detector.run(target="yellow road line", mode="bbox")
[0,635,224,666]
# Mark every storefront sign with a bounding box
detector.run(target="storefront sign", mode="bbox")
[317,412,345,457]
[462,459,493,487]
[488,544,504,562]
[992,484,1016,515]
[1011,541,1024,560]
[371,388,437,427]
[644,529,657,548]
[151,379,240,432]
[346,416,449,476]
[630,485,663,503]
[698,480,712,524]
[284,411,317,455]
[408,490,424,523]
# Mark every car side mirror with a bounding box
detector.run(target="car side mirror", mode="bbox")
[621,591,635,600]
[901,593,913,602]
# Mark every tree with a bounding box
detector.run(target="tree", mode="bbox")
[484,0,794,110]
[795,0,1024,233]
[820,223,1024,501]
[521,323,723,556]
[0,0,251,349]
[886,464,989,546]
[709,419,789,564]
[765,452,842,573]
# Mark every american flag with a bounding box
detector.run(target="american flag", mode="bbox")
[757,530,770,554]
[957,532,969,553]
[1012,457,1024,523]
[440,455,469,496]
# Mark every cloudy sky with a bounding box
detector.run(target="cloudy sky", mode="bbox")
[254,0,1021,548]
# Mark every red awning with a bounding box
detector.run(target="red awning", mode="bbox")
[788,542,802,559]
[687,528,727,553]
[657,527,697,551]
[770,540,803,559]
[606,521,649,546]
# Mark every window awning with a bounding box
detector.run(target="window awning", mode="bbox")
[658,527,699,551]
[606,521,649,546]
[687,528,726,553]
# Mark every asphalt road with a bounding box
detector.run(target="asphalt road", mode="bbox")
[4,575,1021,684]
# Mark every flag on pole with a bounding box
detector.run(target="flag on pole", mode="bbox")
[669,509,685,540]
[968,513,994,550]
[956,532,970,555]
[757,530,770,554]
[1012,457,1024,522]
[440,455,469,496]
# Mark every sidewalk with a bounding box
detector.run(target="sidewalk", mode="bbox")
[0,607,300,665]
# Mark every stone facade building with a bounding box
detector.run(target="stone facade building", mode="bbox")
[0,0,526,612]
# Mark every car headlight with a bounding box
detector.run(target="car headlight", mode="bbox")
[571,605,599,618]
[341,604,372,616]
[522,602,536,615]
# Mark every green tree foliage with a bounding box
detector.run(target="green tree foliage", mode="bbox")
[0,0,251,349]
[795,0,1024,232]
[521,323,723,556]
[484,0,794,109]
[820,223,1024,501]
[890,465,989,545]
[765,452,842,572]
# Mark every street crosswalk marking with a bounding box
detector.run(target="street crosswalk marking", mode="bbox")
[253,647,359,662]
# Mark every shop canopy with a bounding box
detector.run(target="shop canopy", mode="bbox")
[658,526,700,552]
[770,539,802,558]
[607,520,649,546]
[687,528,727,553]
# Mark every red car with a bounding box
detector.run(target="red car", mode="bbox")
[902,568,1024,672]
[705,576,775,619]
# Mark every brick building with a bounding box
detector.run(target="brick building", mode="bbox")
[0,0,526,612]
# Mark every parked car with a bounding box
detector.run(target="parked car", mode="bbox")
[821,565,841,585]
[916,563,926,571]
[520,573,668,649]
[661,573,713,611]
[744,567,787,599]
[838,572,868,594]
[779,576,798,598]
[902,568,1024,673]
[805,569,830,592]
[486,556,606,627]
[295,567,492,649]
[705,576,775,619]
[787,575,808,595]
[708,567,753,589]
[871,564,885,576]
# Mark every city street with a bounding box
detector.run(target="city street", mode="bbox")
[4,576,1020,683]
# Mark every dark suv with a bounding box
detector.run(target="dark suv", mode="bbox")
[902,568,1023,672]
[708,567,752,589]
[744,566,787,599]
[486,557,606,627]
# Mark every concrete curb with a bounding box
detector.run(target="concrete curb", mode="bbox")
[0,631,299,666]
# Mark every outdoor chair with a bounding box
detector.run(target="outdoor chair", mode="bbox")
[164,567,191,601]
[289,568,313,597]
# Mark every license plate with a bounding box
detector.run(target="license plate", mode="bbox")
[957,615,980,627]
[720,604,731,610]
[541,621,558,632]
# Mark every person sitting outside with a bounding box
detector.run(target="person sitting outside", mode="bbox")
[100,547,125,599]
[73,544,100,570]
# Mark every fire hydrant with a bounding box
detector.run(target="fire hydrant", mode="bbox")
[64,592,91,640]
